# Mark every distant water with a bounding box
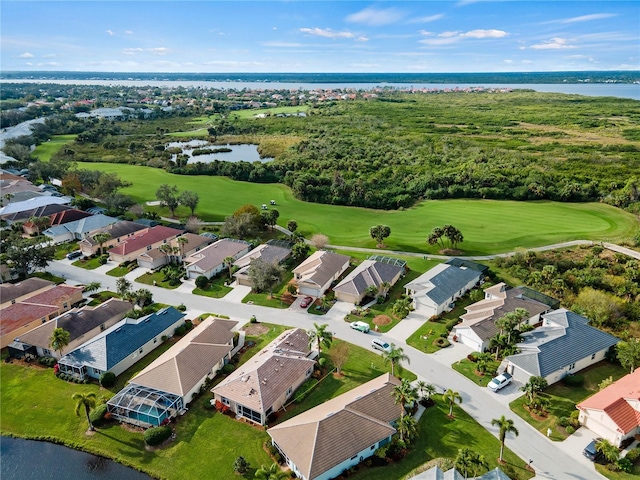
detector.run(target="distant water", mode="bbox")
[1,437,153,480]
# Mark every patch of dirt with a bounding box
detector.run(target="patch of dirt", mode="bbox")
[242,323,270,335]
[372,315,392,326]
[439,249,463,256]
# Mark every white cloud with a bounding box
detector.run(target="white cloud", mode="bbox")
[42,53,57,59]
[460,29,507,39]
[149,47,169,56]
[530,37,575,50]
[438,31,460,38]
[19,52,34,58]
[125,30,134,35]
[346,7,404,26]
[408,14,444,24]
[504,59,513,64]
[106,29,114,36]
[122,48,144,55]
[356,36,369,42]
[202,60,264,67]
[37,62,60,66]
[300,28,355,39]
[560,13,617,24]
[261,41,304,47]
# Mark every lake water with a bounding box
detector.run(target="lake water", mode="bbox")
[1,78,638,100]
[1,436,153,480]
[166,140,272,163]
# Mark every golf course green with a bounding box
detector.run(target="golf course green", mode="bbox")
[75,161,638,255]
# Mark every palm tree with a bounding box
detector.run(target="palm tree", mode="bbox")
[116,277,132,297]
[393,378,418,414]
[84,281,101,294]
[176,235,189,259]
[380,281,392,298]
[50,327,70,358]
[491,416,519,462]
[383,344,410,376]
[307,323,332,355]
[224,256,235,279]
[72,392,97,431]
[595,439,620,464]
[320,295,331,312]
[396,414,418,444]
[92,232,111,255]
[416,380,436,403]
[455,447,489,479]
[254,462,288,480]
[443,389,462,417]
[489,333,509,360]
[365,284,379,300]
[159,243,173,265]
[520,376,548,404]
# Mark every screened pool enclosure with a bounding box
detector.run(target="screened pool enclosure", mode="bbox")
[107,384,184,427]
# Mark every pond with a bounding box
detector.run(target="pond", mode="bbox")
[166,140,273,164]
[1,436,153,480]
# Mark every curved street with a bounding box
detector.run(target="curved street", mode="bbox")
[45,256,609,480]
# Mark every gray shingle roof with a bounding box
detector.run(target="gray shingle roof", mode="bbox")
[406,264,481,306]
[43,214,118,238]
[334,259,404,297]
[507,309,619,378]
[60,307,185,371]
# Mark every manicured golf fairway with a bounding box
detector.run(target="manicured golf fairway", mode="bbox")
[32,134,77,161]
[76,162,638,255]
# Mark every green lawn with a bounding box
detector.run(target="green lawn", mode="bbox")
[75,162,639,256]
[29,271,66,284]
[72,256,104,270]
[106,265,135,277]
[32,134,77,161]
[241,271,295,309]
[136,270,180,289]
[87,291,121,306]
[192,275,233,298]
[452,358,501,388]
[510,361,627,441]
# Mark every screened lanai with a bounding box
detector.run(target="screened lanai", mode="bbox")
[107,384,183,427]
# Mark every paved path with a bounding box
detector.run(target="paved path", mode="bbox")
[43,259,606,480]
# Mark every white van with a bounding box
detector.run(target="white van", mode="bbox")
[371,338,392,353]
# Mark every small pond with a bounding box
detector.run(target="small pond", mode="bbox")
[166,140,273,164]
[1,436,153,480]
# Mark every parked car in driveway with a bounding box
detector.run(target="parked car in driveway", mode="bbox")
[583,438,604,462]
[66,250,83,260]
[300,296,313,308]
[350,321,370,333]
[371,338,392,353]
[488,372,512,392]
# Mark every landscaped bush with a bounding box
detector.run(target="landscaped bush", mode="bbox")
[90,403,108,426]
[195,275,208,289]
[99,371,116,388]
[617,457,633,473]
[467,353,480,362]
[266,441,282,464]
[624,447,640,464]
[565,425,575,435]
[445,318,460,331]
[562,374,584,387]
[38,356,57,367]
[144,425,172,446]
[176,303,187,312]
[221,363,235,374]
[174,325,187,336]
[433,337,450,348]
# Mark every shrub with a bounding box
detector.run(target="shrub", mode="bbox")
[176,303,187,312]
[233,456,250,475]
[99,371,116,388]
[433,337,450,348]
[90,403,108,426]
[144,425,172,446]
[445,318,460,331]
[174,325,187,336]
[221,363,235,374]
[38,356,57,367]
[565,425,575,435]
[617,458,633,473]
[624,447,640,464]
[267,441,282,463]
[467,353,480,362]
[318,357,326,367]
[195,275,208,289]
[563,374,584,387]
[99,255,108,265]
[250,315,258,323]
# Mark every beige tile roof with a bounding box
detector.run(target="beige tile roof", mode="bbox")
[268,374,402,480]
[212,328,314,413]
[0,278,54,304]
[130,317,237,397]
[293,250,350,289]
[185,239,249,272]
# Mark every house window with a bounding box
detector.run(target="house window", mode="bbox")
[139,347,143,354]
[153,337,157,344]
[43,349,51,355]
[63,303,68,308]
[350,454,358,460]
[286,387,292,397]
[591,353,596,360]
[221,397,230,406]
[11,299,15,304]
[370,445,376,450]
[163,239,167,244]
[100,323,106,331]
[569,363,575,370]
[146,245,152,251]
[238,404,262,423]
[41,317,47,323]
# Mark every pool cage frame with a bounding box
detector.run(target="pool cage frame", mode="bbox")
[107,384,183,428]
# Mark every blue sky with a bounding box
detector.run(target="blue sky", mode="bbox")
[2,1,638,73]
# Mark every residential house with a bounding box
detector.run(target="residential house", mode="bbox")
[233,240,292,287]
[576,370,640,447]
[268,374,403,480]
[22,208,93,236]
[184,238,250,280]
[0,283,84,349]
[410,466,510,480]
[58,307,186,380]
[42,214,119,244]
[137,233,214,270]
[78,220,147,256]
[453,283,557,352]
[0,195,71,218]
[292,250,350,298]
[404,261,484,319]
[502,309,620,385]
[333,257,405,304]
[108,226,181,264]
[0,278,55,308]
[1,203,74,225]
[212,328,316,425]
[8,298,132,359]
[108,316,238,427]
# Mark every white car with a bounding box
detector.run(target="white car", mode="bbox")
[371,338,392,353]
[350,321,370,333]
[488,372,513,392]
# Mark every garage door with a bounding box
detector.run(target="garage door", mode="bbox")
[298,285,320,297]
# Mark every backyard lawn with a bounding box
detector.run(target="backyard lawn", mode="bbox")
[74,162,638,255]
[510,361,628,441]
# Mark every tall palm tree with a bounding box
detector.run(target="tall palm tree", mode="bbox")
[224,256,235,279]
[50,327,70,358]
[176,235,189,259]
[72,392,97,431]
[307,323,332,355]
[383,344,410,376]
[396,414,418,444]
[92,232,111,255]
[159,243,173,265]
[443,389,462,417]
[491,416,519,462]
[393,378,418,414]
[520,376,548,404]
[416,380,436,403]
[254,462,288,480]
[455,447,489,479]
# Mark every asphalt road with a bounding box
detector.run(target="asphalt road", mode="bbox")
[45,259,604,480]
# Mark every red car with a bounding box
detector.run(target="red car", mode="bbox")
[300,296,313,308]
